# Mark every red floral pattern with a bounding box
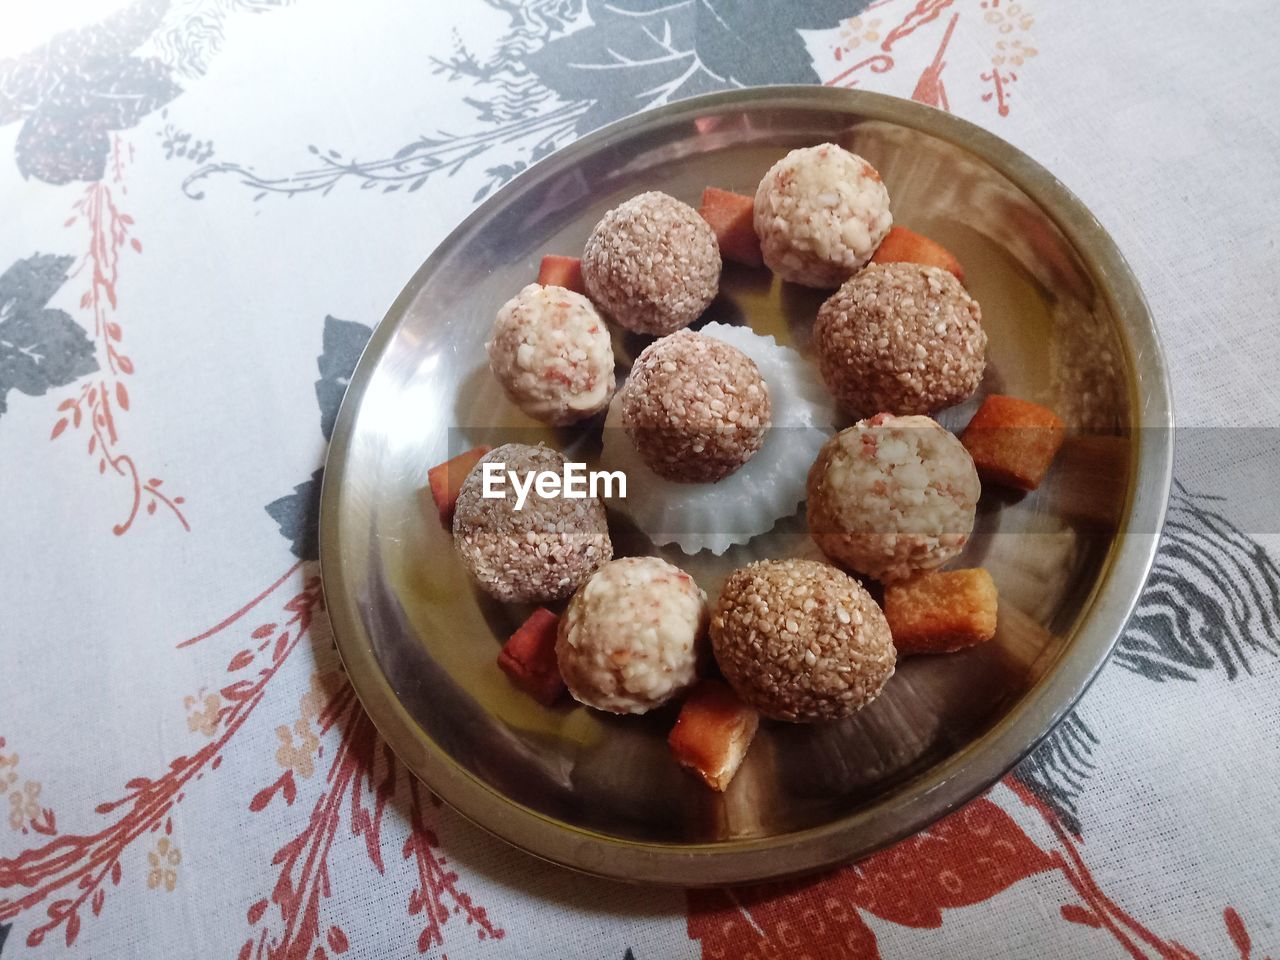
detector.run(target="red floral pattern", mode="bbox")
[50,135,189,536]
[0,739,57,839]
[0,568,319,948]
[825,0,1038,118]
[239,681,502,959]
[911,13,960,109]
[0,565,503,955]
[688,780,1273,960]
[688,798,1052,958]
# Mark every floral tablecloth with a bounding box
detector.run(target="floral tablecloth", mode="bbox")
[3,1,1278,957]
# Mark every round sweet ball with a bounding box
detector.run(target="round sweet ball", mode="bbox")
[557,556,708,714]
[487,283,616,425]
[815,262,986,416]
[581,191,721,335]
[807,414,979,584]
[453,443,611,604]
[711,559,895,723]
[753,143,892,288]
[620,330,771,483]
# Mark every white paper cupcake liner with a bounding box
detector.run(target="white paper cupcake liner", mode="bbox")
[598,322,835,555]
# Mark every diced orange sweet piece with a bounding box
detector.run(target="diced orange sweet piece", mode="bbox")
[885,568,998,655]
[426,445,491,528]
[961,395,1065,492]
[869,226,965,283]
[668,679,759,792]
[536,255,586,295]
[697,187,764,267]
[497,608,565,705]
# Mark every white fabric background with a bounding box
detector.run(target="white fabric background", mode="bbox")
[2,1,1278,957]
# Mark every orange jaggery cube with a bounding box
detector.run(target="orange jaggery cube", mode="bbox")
[497,607,565,705]
[869,226,965,283]
[884,568,998,655]
[961,395,1066,491]
[697,187,764,267]
[426,445,491,528]
[668,679,759,792]
[536,255,586,295]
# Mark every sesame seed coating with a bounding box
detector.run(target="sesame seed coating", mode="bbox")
[753,144,892,288]
[710,559,895,723]
[557,556,708,715]
[486,283,616,425]
[453,443,611,604]
[815,262,987,416]
[619,329,772,483]
[807,414,979,584]
[581,191,721,335]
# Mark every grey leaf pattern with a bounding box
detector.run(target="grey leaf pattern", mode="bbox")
[1115,481,1280,682]
[523,0,729,133]
[692,0,864,85]
[265,468,323,561]
[524,0,866,132]
[316,315,373,442]
[150,0,294,79]
[183,0,865,201]
[1013,713,1099,835]
[265,316,373,559]
[1014,480,1280,832]
[0,254,97,417]
[0,0,180,183]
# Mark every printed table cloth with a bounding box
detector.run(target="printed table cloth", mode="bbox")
[2,1,1278,957]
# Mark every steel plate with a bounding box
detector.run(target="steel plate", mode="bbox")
[319,87,1172,885]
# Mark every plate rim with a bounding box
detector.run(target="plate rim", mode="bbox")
[319,85,1174,886]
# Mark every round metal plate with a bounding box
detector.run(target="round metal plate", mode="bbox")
[319,87,1172,885]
